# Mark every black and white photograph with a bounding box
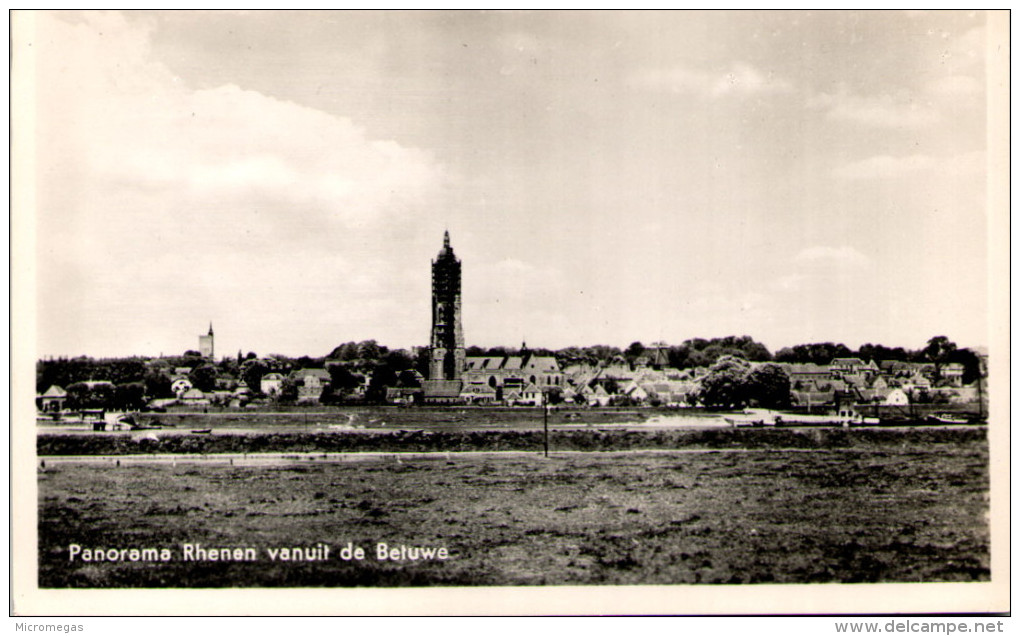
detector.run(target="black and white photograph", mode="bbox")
[11,9,1009,616]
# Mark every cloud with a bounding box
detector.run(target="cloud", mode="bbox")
[927,74,982,96]
[941,25,986,75]
[808,89,940,128]
[794,246,870,269]
[630,61,792,98]
[833,151,984,181]
[32,11,451,356]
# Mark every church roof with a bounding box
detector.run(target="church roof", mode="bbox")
[466,356,504,370]
[523,355,560,372]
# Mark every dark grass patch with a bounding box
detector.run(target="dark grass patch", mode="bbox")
[38,426,986,456]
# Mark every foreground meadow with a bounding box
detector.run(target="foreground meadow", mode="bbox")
[38,437,988,587]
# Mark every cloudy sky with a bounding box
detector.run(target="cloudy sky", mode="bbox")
[22,10,995,358]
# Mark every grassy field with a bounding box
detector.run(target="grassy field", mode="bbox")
[38,435,989,587]
[37,426,987,456]
[41,406,656,433]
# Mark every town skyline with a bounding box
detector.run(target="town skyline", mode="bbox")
[23,11,994,359]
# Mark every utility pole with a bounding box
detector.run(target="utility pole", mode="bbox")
[543,401,549,458]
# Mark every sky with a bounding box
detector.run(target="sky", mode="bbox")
[22,10,995,359]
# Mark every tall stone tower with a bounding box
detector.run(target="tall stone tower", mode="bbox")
[199,323,215,360]
[429,231,465,381]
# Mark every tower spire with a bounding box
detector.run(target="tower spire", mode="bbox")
[443,230,450,248]
[208,322,214,336]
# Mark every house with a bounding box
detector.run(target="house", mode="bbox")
[386,386,422,405]
[211,390,233,405]
[292,369,331,404]
[942,363,965,386]
[600,364,637,382]
[884,388,910,406]
[501,386,523,405]
[905,374,931,391]
[830,358,876,379]
[459,381,498,404]
[180,388,210,406]
[576,384,595,405]
[260,373,285,396]
[421,380,464,404]
[591,384,611,407]
[171,378,193,396]
[784,363,832,384]
[39,385,67,412]
[560,386,578,404]
[791,390,836,408]
[519,382,544,406]
[622,381,648,403]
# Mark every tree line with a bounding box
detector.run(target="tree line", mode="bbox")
[38,335,982,410]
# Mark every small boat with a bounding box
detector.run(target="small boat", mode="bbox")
[191,428,213,435]
[926,413,970,425]
[724,408,781,427]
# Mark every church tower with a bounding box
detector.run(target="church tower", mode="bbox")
[429,231,465,381]
[199,323,215,360]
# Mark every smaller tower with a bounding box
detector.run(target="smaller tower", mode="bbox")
[199,323,215,360]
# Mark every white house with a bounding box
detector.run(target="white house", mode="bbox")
[884,388,910,406]
[260,372,285,396]
[171,378,193,396]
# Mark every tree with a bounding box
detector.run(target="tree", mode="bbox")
[384,349,415,372]
[322,363,363,403]
[397,370,422,388]
[65,382,115,410]
[696,356,752,409]
[775,342,851,365]
[923,336,958,381]
[143,368,174,399]
[366,363,398,403]
[112,382,147,410]
[295,356,324,369]
[240,359,269,396]
[625,341,646,360]
[272,377,298,404]
[188,363,218,392]
[947,347,982,385]
[744,363,791,409]
[358,340,384,361]
[65,382,92,410]
[857,343,908,363]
